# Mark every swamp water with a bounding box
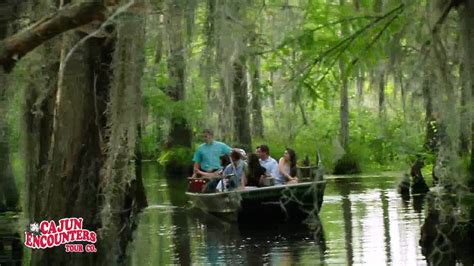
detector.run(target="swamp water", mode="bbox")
[1,163,466,265]
[127,164,430,265]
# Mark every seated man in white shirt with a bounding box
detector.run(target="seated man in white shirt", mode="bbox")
[256,145,279,180]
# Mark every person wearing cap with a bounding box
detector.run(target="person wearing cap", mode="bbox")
[191,129,232,179]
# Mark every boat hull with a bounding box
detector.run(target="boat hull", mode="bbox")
[186,181,326,223]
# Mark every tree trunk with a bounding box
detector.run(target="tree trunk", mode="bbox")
[0,112,19,211]
[233,56,252,151]
[431,31,459,188]
[202,0,216,119]
[398,69,407,121]
[269,71,279,129]
[373,0,383,13]
[184,0,197,50]
[152,0,165,154]
[100,4,147,263]
[459,62,470,155]
[378,69,385,118]
[459,0,474,187]
[0,0,19,212]
[23,41,59,225]
[356,67,364,106]
[339,59,349,150]
[422,70,438,152]
[215,0,234,142]
[28,26,114,264]
[250,50,264,138]
[135,124,148,209]
[339,0,349,150]
[218,76,232,142]
[24,1,147,265]
[354,0,360,11]
[373,0,385,120]
[164,0,192,149]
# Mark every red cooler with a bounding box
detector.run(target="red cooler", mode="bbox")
[187,178,209,192]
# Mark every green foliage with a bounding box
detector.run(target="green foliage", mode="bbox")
[136,0,461,178]
[259,92,426,173]
[157,146,194,167]
[334,153,361,175]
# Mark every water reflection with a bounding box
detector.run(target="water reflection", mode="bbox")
[322,176,428,265]
[128,165,433,265]
[0,214,23,266]
[412,194,427,214]
[167,175,191,265]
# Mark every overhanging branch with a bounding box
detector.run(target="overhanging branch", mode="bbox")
[0,2,106,73]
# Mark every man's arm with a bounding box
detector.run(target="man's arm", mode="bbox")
[191,162,200,178]
[222,143,232,155]
[191,149,201,178]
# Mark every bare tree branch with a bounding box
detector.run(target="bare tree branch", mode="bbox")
[0,2,106,73]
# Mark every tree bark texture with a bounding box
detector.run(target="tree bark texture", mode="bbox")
[339,0,349,150]
[422,74,437,152]
[431,26,459,187]
[215,0,233,142]
[0,0,19,212]
[164,0,192,149]
[29,31,110,266]
[339,59,349,150]
[378,70,385,118]
[459,0,474,186]
[459,62,470,154]
[100,5,147,263]
[22,1,147,265]
[356,67,364,106]
[250,51,264,139]
[233,57,252,151]
[202,0,216,118]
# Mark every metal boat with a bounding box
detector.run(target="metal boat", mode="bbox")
[186,179,326,223]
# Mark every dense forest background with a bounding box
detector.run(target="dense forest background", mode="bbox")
[1,0,474,265]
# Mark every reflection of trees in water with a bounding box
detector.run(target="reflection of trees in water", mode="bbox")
[334,178,358,265]
[0,217,22,266]
[240,223,326,265]
[189,209,326,265]
[401,194,410,209]
[412,194,426,214]
[380,190,391,264]
[165,168,326,264]
[420,192,474,265]
[190,210,244,264]
[0,233,22,266]
[167,175,191,265]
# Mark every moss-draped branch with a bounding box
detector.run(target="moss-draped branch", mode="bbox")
[0,2,106,73]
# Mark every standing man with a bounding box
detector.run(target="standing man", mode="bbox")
[192,129,232,178]
[256,145,279,178]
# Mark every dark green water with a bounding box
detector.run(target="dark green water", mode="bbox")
[0,163,433,265]
[127,164,429,265]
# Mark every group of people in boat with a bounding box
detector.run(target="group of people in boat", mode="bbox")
[190,129,299,192]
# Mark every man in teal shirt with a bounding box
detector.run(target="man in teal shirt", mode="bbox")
[191,129,232,178]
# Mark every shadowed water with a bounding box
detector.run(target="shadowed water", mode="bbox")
[127,163,430,265]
